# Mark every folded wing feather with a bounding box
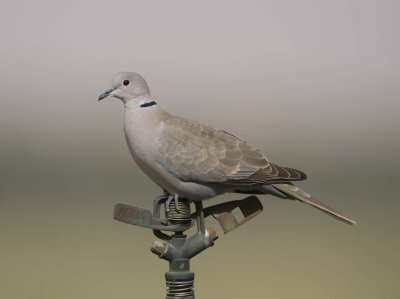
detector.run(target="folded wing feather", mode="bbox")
[155,114,306,184]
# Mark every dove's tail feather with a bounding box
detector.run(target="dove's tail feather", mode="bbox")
[269,183,356,225]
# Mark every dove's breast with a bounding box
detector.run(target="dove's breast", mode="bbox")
[123,103,222,200]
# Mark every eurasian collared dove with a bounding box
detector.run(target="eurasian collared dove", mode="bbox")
[99,72,355,224]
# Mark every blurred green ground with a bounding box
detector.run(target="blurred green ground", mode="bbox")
[1,145,399,299]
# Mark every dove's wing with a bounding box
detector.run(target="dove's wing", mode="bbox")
[155,114,306,184]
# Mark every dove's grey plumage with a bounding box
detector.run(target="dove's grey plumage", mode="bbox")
[99,72,355,225]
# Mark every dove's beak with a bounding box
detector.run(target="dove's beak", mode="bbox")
[98,88,115,101]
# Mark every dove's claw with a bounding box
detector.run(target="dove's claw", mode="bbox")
[174,194,181,213]
[165,195,173,213]
[165,194,181,214]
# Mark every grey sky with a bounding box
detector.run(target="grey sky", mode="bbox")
[1,0,399,163]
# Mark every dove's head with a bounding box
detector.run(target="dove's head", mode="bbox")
[98,72,151,103]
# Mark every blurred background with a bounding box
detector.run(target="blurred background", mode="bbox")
[1,1,399,298]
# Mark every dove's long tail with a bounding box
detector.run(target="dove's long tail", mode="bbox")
[257,183,356,225]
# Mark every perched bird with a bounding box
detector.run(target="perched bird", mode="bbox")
[99,72,355,224]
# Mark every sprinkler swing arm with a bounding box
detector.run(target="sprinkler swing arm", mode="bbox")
[114,195,263,236]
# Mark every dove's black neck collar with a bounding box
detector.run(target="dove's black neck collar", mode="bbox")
[140,100,157,108]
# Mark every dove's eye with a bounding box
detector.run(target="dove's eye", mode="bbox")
[123,80,130,86]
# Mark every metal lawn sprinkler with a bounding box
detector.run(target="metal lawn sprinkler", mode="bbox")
[113,194,263,298]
